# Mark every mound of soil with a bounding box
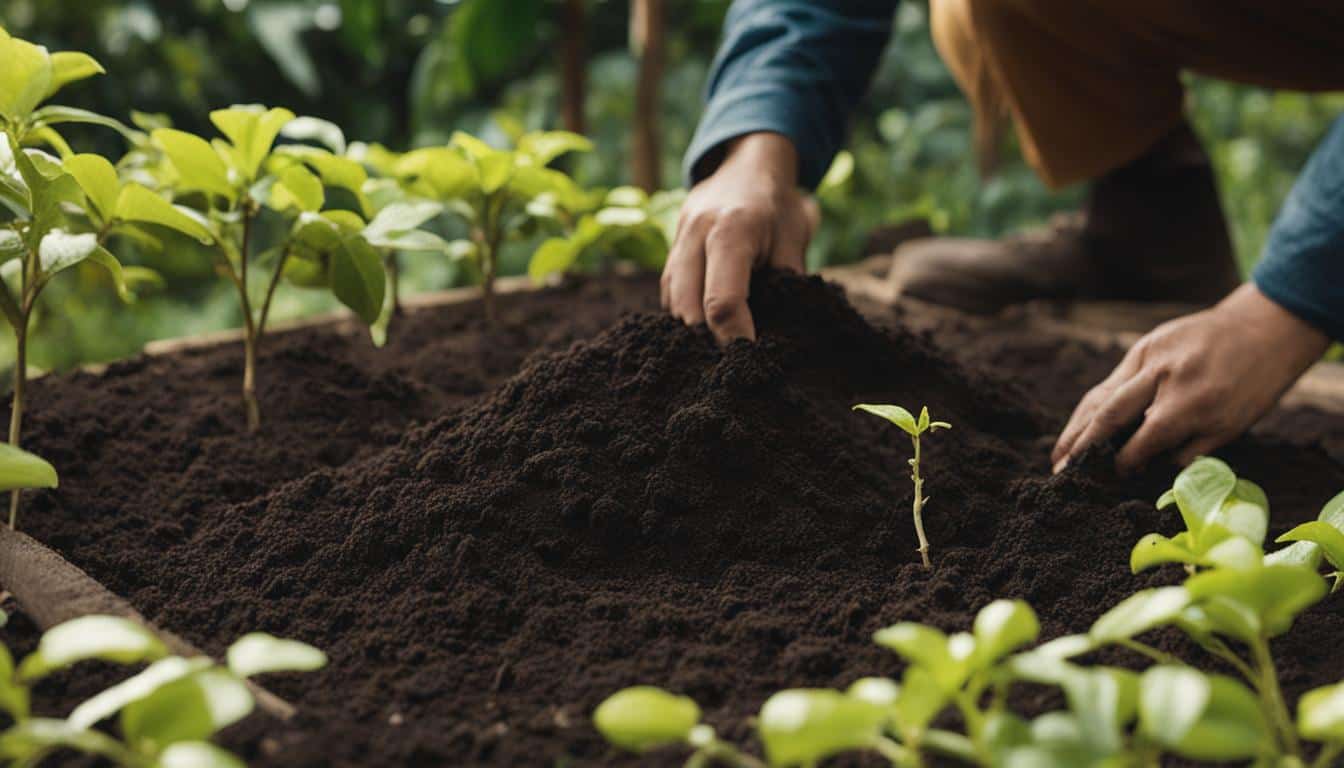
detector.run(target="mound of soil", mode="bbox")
[9,271,1344,766]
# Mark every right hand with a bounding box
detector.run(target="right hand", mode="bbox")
[661,132,817,344]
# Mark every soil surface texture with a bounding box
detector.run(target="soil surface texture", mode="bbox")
[7,271,1344,766]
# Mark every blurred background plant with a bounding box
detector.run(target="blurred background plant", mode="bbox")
[1,0,1340,371]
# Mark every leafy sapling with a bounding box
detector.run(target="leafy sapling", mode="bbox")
[393,130,593,324]
[853,404,951,568]
[0,615,326,767]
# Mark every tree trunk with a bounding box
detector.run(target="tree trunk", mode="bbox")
[630,0,665,192]
[560,0,588,135]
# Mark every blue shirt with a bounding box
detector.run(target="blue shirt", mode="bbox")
[686,0,1344,340]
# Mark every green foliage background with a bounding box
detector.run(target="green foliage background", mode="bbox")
[2,0,1340,371]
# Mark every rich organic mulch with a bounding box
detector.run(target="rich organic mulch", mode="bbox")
[8,271,1344,766]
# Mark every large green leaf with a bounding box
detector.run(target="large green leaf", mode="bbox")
[1130,531,1201,573]
[63,153,119,222]
[68,657,212,730]
[1278,521,1344,570]
[1171,457,1236,540]
[210,105,295,182]
[395,147,478,199]
[153,129,235,203]
[1089,586,1190,644]
[269,164,324,213]
[36,228,98,276]
[873,623,964,689]
[853,404,918,436]
[1298,681,1344,742]
[226,633,327,678]
[115,184,215,244]
[0,29,52,121]
[758,689,886,767]
[329,235,385,324]
[971,599,1039,669]
[18,616,167,681]
[1185,564,1326,637]
[1138,666,1210,747]
[362,200,443,247]
[0,443,57,493]
[45,51,105,99]
[121,668,254,752]
[592,686,700,754]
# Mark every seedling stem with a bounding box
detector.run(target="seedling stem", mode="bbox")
[910,437,931,568]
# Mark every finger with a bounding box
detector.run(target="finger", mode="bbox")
[1115,403,1198,475]
[667,215,710,325]
[1064,370,1160,465]
[1052,350,1147,465]
[1174,433,1232,468]
[702,223,759,344]
[770,217,808,273]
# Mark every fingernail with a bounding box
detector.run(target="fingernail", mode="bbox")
[1052,456,1069,475]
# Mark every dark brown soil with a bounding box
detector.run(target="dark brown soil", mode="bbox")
[7,271,1344,766]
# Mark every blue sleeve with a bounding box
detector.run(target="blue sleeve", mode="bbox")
[683,0,897,190]
[1253,115,1344,342]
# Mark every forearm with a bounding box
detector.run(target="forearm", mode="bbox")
[684,0,897,189]
[1253,114,1344,342]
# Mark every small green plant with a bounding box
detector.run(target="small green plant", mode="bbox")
[593,458,1344,767]
[392,130,594,323]
[853,404,951,568]
[149,106,406,431]
[2,30,198,525]
[0,615,325,767]
[527,185,682,282]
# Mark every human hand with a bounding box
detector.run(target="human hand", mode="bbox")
[662,132,817,344]
[1052,283,1329,474]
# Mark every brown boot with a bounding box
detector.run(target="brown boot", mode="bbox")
[887,121,1243,314]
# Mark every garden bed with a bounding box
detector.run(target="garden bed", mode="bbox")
[7,270,1344,766]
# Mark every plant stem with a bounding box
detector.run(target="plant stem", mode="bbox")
[697,739,767,768]
[1251,638,1300,756]
[1120,639,1186,667]
[910,434,931,568]
[1312,742,1343,768]
[7,311,27,530]
[257,247,291,340]
[236,206,260,433]
[875,736,922,767]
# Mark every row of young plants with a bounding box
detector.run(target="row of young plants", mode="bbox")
[0,27,678,529]
[595,451,1344,767]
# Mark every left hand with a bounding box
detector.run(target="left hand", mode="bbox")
[1052,283,1329,474]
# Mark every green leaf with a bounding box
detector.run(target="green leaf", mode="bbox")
[85,246,143,303]
[0,30,52,121]
[0,443,57,493]
[853,404,918,436]
[1172,457,1237,539]
[452,132,512,193]
[758,689,886,767]
[280,116,346,154]
[121,668,253,752]
[1207,498,1268,548]
[845,677,900,709]
[226,633,327,677]
[1138,666,1210,747]
[892,666,949,735]
[31,106,135,141]
[68,657,212,730]
[0,718,131,763]
[270,164,324,213]
[329,235,385,324]
[1202,536,1263,571]
[592,686,700,753]
[1265,540,1323,569]
[362,201,443,244]
[37,228,98,276]
[18,616,167,681]
[0,644,29,721]
[63,154,119,222]
[1030,634,1094,660]
[1089,586,1190,644]
[1130,531,1200,573]
[395,147,478,200]
[1170,674,1269,761]
[605,186,649,208]
[114,184,214,244]
[972,599,1039,668]
[873,623,962,687]
[517,130,593,165]
[1156,489,1176,510]
[153,129,235,203]
[45,52,105,99]
[1059,668,1131,755]
[210,105,295,182]
[1232,478,1269,513]
[1278,521,1344,570]
[1185,564,1326,637]
[157,742,247,768]
[1298,681,1344,742]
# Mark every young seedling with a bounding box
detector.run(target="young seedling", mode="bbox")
[2,31,198,524]
[393,130,593,324]
[151,106,394,431]
[853,404,951,568]
[594,686,765,767]
[0,615,326,767]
